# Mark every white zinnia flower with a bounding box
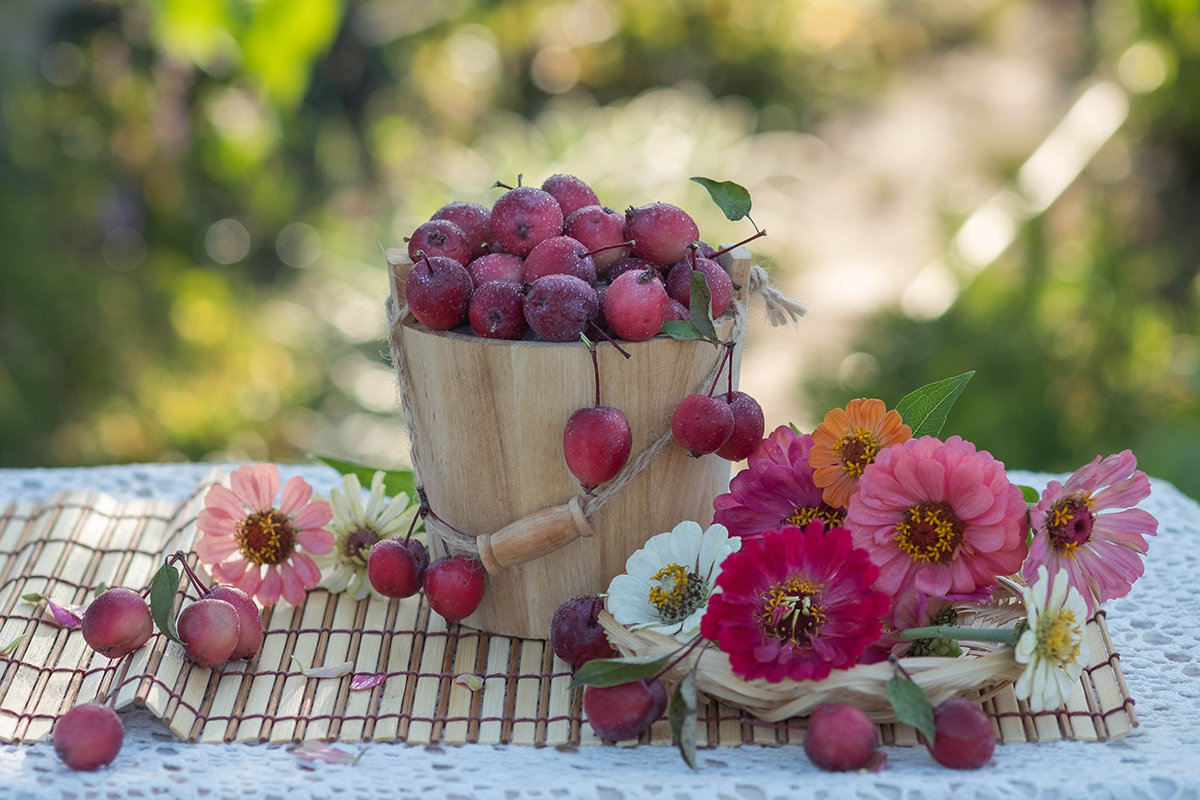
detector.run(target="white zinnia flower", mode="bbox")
[606,521,741,642]
[1014,565,1091,712]
[312,471,420,600]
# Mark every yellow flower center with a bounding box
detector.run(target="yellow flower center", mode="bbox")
[783,505,846,529]
[1035,607,1082,666]
[894,501,963,564]
[757,577,824,646]
[236,509,295,566]
[1046,492,1096,558]
[833,427,880,477]
[648,563,707,624]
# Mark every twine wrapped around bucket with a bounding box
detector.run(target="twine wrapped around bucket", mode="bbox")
[384,247,805,575]
[598,580,1028,722]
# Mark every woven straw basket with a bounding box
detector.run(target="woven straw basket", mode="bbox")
[598,579,1029,723]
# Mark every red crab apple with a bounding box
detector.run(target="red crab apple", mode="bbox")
[583,677,667,741]
[52,702,123,771]
[604,268,669,342]
[368,537,430,599]
[550,595,617,667]
[804,702,884,772]
[671,393,734,456]
[491,185,564,257]
[564,205,631,275]
[522,235,597,284]
[406,219,472,266]
[925,697,995,769]
[405,254,473,330]
[469,280,528,340]
[666,256,734,318]
[625,202,699,266]
[81,586,153,659]
[541,173,600,218]
[431,201,492,260]
[423,555,486,625]
[714,391,765,461]
[205,584,263,660]
[563,406,632,491]
[176,597,240,668]
[523,274,599,342]
[467,252,525,288]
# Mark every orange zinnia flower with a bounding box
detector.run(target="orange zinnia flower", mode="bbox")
[808,398,911,508]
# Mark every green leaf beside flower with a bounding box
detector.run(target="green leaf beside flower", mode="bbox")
[690,177,752,222]
[313,455,416,501]
[896,371,975,438]
[885,673,936,744]
[668,670,698,771]
[149,561,183,645]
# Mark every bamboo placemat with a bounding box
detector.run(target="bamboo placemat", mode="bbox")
[0,480,1137,746]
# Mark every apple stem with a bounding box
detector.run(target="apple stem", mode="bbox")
[583,239,635,259]
[587,321,632,359]
[404,491,429,544]
[726,341,736,397]
[709,228,767,260]
[707,342,734,397]
[168,551,210,596]
[652,633,709,683]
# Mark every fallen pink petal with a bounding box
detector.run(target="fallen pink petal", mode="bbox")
[288,740,360,766]
[350,673,386,691]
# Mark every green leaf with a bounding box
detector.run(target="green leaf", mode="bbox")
[660,320,708,341]
[1018,484,1041,504]
[149,561,183,645]
[20,593,44,603]
[312,455,416,501]
[885,673,936,744]
[1,633,28,655]
[569,654,670,689]
[895,371,975,439]
[668,671,699,771]
[691,177,752,221]
[688,270,718,344]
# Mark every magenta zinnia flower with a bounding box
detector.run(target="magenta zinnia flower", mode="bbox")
[699,522,889,683]
[713,425,845,540]
[196,463,334,607]
[1021,450,1157,616]
[845,435,1028,599]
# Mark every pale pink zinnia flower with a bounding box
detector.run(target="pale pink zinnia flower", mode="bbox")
[1021,450,1157,616]
[713,425,845,540]
[196,463,334,607]
[845,435,1028,599]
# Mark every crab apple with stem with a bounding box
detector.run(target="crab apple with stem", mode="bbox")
[804,702,883,772]
[564,205,631,275]
[666,254,733,318]
[406,219,472,266]
[52,702,123,771]
[606,256,658,284]
[491,183,564,257]
[522,235,598,284]
[423,554,487,625]
[604,267,669,342]
[205,585,262,660]
[625,202,699,266]
[431,201,492,260]
[368,534,430,600]
[405,252,473,330]
[671,393,734,456]
[541,173,600,218]
[563,336,632,491]
[715,390,765,461]
[523,273,599,342]
[583,677,668,741]
[176,597,240,668]
[467,252,524,288]
[550,595,618,667]
[468,280,528,340]
[81,586,153,659]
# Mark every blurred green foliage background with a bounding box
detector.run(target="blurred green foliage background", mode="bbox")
[1,0,1197,498]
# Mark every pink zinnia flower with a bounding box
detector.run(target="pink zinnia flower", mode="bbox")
[1021,450,1157,616]
[196,464,334,607]
[845,435,1028,599]
[713,425,845,540]
[699,522,890,683]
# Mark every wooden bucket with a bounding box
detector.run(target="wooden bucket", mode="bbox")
[385,248,752,639]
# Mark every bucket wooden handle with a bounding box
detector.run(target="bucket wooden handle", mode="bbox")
[476,496,593,573]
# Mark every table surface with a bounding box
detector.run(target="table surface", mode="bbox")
[0,463,1197,800]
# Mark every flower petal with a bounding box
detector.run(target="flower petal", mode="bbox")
[279,475,315,517]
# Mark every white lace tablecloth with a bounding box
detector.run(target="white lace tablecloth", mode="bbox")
[1,463,1197,800]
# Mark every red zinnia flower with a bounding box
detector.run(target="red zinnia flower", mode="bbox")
[713,425,845,540]
[700,522,890,683]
